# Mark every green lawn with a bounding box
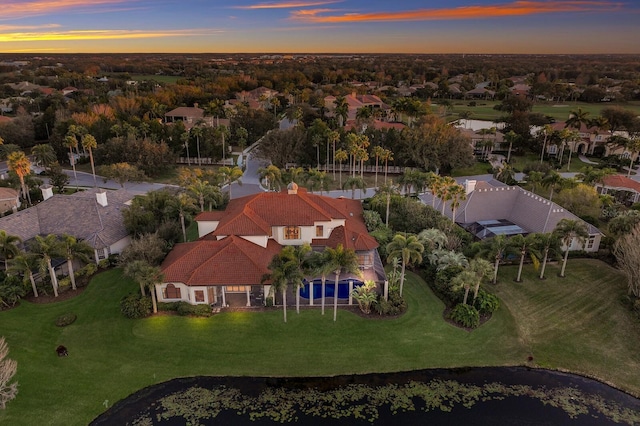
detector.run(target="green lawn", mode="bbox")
[1,260,639,425]
[448,100,640,122]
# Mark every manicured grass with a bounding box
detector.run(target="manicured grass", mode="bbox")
[451,160,494,177]
[448,100,640,122]
[493,259,640,394]
[1,260,639,425]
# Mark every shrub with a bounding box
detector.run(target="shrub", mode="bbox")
[448,304,480,328]
[474,289,500,314]
[157,302,180,312]
[77,263,98,277]
[373,290,406,316]
[55,313,77,327]
[98,259,110,269]
[120,293,152,319]
[0,275,26,307]
[57,277,71,291]
[176,302,211,317]
[265,296,274,307]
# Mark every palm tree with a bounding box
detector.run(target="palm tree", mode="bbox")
[429,249,468,272]
[190,125,204,167]
[541,170,563,200]
[480,234,510,284]
[328,130,340,178]
[266,246,309,322]
[0,231,21,272]
[188,179,212,212]
[468,258,493,304]
[218,166,243,199]
[386,233,424,297]
[381,149,394,185]
[335,148,348,187]
[509,234,538,282]
[287,244,311,315]
[8,252,40,297]
[554,219,588,278]
[565,107,590,132]
[7,151,32,205]
[325,244,361,322]
[504,130,519,163]
[417,228,448,253]
[308,249,336,315]
[532,233,561,280]
[31,144,56,173]
[371,145,385,188]
[561,129,580,171]
[451,270,475,305]
[448,183,466,221]
[342,176,366,199]
[29,234,62,298]
[173,193,197,242]
[63,134,79,187]
[60,234,93,290]
[81,134,98,186]
[334,96,348,127]
[124,260,163,313]
[258,165,282,191]
[538,124,553,163]
[625,138,640,178]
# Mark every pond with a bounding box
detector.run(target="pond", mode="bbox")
[91,367,640,425]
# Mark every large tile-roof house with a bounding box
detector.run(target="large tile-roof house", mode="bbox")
[421,179,602,252]
[0,186,134,262]
[159,184,386,308]
[597,174,640,204]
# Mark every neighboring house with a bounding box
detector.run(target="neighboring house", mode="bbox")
[159,184,386,308]
[421,179,602,252]
[0,186,134,263]
[324,92,390,121]
[548,122,634,158]
[165,105,215,129]
[0,187,20,213]
[597,174,640,204]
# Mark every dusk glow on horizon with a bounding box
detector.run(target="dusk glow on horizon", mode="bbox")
[1,0,638,54]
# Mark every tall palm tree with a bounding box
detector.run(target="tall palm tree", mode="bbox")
[187,179,212,212]
[504,130,519,163]
[308,249,336,315]
[9,252,40,297]
[371,146,385,188]
[565,107,590,132]
[448,183,466,221]
[342,176,366,199]
[538,124,553,163]
[81,134,98,186]
[469,258,493,304]
[325,244,361,322]
[478,234,510,284]
[266,247,309,323]
[218,166,243,199]
[7,151,32,205]
[532,233,561,280]
[190,125,204,167]
[376,180,399,228]
[381,148,394,185]
[386,233,424,297]
[554,219,588,278]
[509,233,538,282]
[60,234,93,290]
[328,130,340,178]
[334,96,348,127]
[0,231,21,272]
[335,148,348,187]
[172,193,197,242]
[541,170,564,200]
[560,129,580,171]
[29,234,62,298]
[286,244,311,315]
[64,133,80,186]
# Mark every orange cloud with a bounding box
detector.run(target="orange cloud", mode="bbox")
[0,29,224,43]
[236,1,341,9]
[2,0,131,19]
[290,1,624,22]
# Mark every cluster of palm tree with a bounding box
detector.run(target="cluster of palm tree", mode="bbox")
[473,218,589,283]
[264,243,361,323]
[0,231,94,300]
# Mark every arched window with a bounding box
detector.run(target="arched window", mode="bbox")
[163,284,181,299]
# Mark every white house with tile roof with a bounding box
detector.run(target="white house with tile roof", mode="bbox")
[158,183,385,307]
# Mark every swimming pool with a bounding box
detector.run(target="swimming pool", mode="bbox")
[299,279,363,300]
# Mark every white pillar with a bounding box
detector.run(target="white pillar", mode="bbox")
[384,280,389,301]
[348,280,353,305]
[309,281,314,306]
[221,286,227,307]
[246,286,251,307]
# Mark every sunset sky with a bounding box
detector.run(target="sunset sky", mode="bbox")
[1,0,638,54]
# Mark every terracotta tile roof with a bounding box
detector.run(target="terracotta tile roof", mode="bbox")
[211,188,346,236]
[161,236,281,286]
[602,175,640,193]
[195,211,226,221]
[165,107,204,118]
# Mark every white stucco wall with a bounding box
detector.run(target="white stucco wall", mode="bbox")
[110,236,131,255]
[240,235,268,247]
[198,220,219,238]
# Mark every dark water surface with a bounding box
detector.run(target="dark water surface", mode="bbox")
[91,367,640,425]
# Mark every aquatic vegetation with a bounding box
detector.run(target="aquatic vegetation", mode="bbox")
[131,378,640,425]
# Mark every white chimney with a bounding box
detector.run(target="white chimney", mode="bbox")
[41,184,53,201]
[464,179,477,194]
[96,190,108,207]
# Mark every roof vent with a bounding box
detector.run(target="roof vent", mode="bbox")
[287,182,298,195]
